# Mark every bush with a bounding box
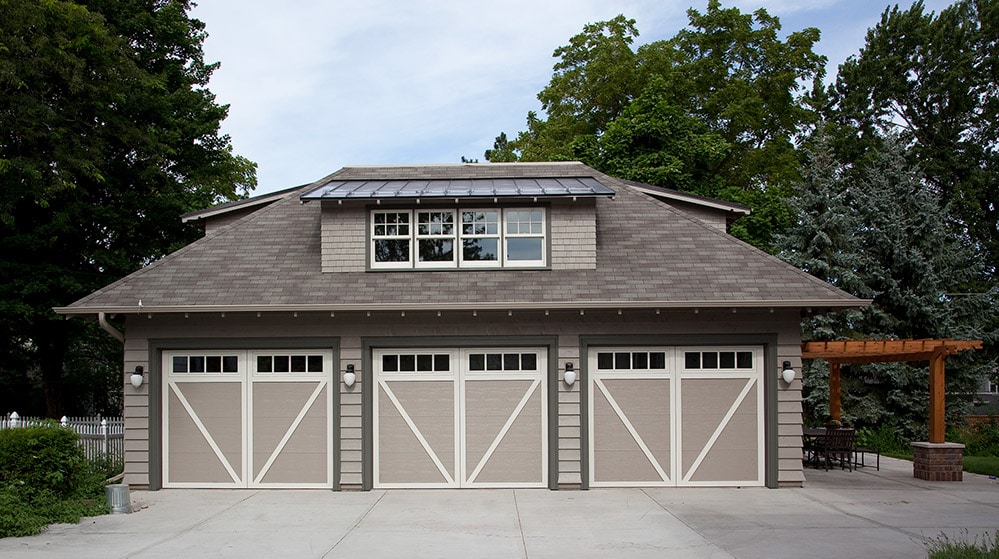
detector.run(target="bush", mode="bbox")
[927,531,999,559]
[857,424,912,458]
[0,426,108,537]
[950,418,999,457]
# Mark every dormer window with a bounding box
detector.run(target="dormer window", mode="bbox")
[370,208,547,269]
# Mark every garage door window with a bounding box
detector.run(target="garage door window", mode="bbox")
[468,352,537,372]
[255,353,325,373]
[381,353,451,372]
[171,354,239,374]
[683,350,753,370]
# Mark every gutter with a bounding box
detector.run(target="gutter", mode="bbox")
[57,299,872,316]
[98,312,125,343]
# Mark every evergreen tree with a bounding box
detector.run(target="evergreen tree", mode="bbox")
[778,133,996,435]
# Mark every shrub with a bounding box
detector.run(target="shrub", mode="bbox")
[951,418,999,457]
[857,424,912,458]
[0,426,108,537]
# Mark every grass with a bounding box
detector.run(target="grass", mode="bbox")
[927,531,999,559]
[963,456,999,477]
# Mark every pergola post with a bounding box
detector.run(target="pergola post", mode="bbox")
[829,362,841,422]
[928,351,946,444]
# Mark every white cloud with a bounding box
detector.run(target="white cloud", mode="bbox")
[189,0,954,192]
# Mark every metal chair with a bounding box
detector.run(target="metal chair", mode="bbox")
[814,428,857,471]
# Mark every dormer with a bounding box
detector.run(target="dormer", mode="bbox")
[301,163,615,273]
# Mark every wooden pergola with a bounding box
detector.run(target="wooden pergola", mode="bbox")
[801,339,983,444]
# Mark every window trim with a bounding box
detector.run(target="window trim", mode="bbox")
[369,207,548,270]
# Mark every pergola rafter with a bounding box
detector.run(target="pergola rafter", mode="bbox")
[801,339,983,444]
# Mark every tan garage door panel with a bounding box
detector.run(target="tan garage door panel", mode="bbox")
[163,351,334,489]
[589,347,764,488]
[167,383,243,484]
[374,349,547,489]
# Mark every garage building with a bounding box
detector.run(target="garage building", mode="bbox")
[57,162,864,490]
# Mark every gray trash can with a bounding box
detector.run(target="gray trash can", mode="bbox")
[105,484,131,514]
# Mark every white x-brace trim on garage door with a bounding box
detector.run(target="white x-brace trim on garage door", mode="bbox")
[589,346,764,487]
[373,348,548,488]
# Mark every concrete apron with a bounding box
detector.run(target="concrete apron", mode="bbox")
[1,457,997,559]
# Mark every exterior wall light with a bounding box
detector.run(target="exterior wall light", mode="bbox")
[343,364,356,387]
[781,361,795,384]
[130,366,144,389]
[563,362,576,386]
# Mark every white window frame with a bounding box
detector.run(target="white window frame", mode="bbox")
[369,207,547,269]
[371,210,413,270]
[502,209,546,267]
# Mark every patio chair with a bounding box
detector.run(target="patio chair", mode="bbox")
[814,428,857,471]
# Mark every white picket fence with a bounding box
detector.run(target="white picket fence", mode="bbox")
[1,412,124,465]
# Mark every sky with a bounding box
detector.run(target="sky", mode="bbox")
[189,0,956,194]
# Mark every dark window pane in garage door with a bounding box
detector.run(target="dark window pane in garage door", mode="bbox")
[190,356,205,373]
[650,352,666,369]
[206,356,222,372]
[173,356,188,373]
[615,352,630,369]
[720,352,735,369]
[434,354,450,371]
[274,356,290,372]
[469,353,484,371]
[632,352,648,369]
[258,356,272,373]
[486,353,502,370]
[291,355,307,372]
[597,352,613,369]
[417,354,433,371]
[685,352,700,369]
[223,356,238,373]
[737,352,753,368]
[521,353,537,371]
[702,352,718,369]
[399,354,416,371]
[504,353,520,370]
[308,355,323,372]
[383,355,398,372]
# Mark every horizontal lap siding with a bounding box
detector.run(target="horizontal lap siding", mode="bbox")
[123,337,150,487]
[339,339,363,489]
[125,308,804,489]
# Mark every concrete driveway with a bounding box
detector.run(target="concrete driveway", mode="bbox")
[2,457,998,558]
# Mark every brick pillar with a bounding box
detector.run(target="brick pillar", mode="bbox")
[911,442,965,482]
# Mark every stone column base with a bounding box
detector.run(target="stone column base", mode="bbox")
[911,442,965,481]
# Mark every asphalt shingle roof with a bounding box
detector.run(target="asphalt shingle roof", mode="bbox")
[60,162,863,313]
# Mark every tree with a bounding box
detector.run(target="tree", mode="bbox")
[828,0,999,277]
[487,2,826,249]
[778,132,996,435]
[0,0,256,416]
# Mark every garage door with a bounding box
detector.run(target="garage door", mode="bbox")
[588,347,763,487]
[374,348,547,488]
[163,350,334,488]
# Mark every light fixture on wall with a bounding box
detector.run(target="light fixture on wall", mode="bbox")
[781,361,795,384]
[130,366,144,389]
[563,363,576,386]
[343,364,356,387]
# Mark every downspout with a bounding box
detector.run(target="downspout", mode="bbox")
[98,312,125,343]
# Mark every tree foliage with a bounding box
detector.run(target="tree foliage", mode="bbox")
[828,0,999,277]
[778,132,996,435]
[0,0,256,416]
[487,1,825,249]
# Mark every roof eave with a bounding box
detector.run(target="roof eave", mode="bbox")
[55,299,871,316]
